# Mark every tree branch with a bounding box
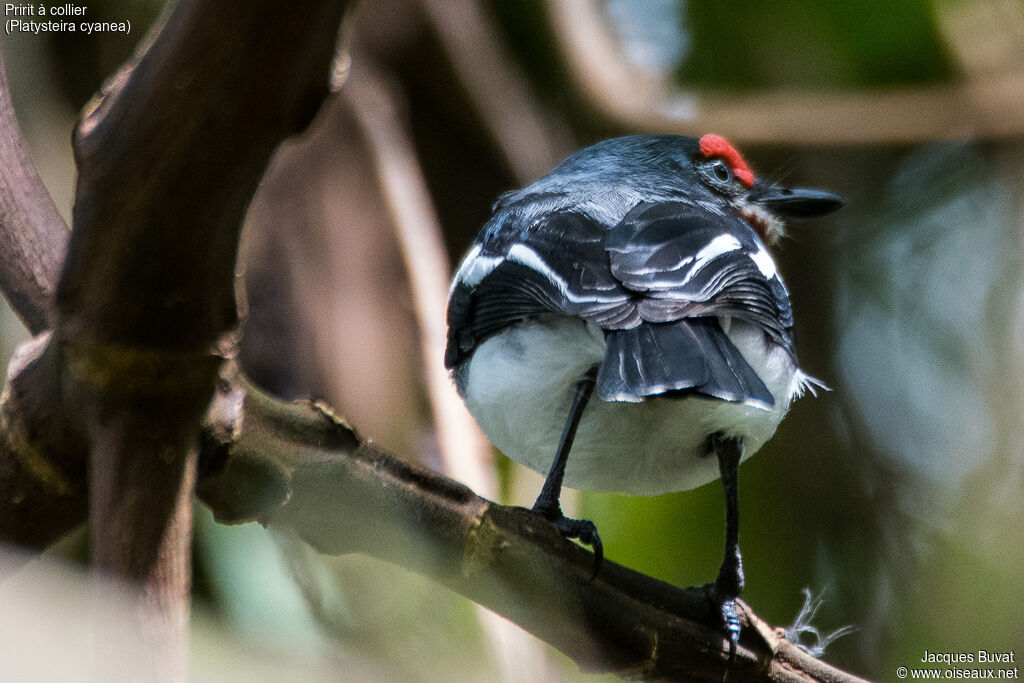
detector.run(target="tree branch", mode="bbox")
[60,0,350,675]
[417,0,569,182]
[0,335,870,679]
[345,69,495,494]
[0,45,77,552]
[0,332,86,552]
[0,47,69,334]
[0,0,351,675]
[197,363,869,682]
[550,0,1024,143]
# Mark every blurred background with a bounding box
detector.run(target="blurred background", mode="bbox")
[2,0,1023,680]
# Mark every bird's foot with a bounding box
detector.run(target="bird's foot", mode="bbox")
[534,506,604,581]
[720,596,742,663]
[704,583,742,663]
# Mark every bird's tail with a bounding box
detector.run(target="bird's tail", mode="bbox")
[596,319,774,408]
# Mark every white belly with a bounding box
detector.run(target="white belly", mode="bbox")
[458,316,803,496]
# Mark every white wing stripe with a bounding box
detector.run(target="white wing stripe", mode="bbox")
[451,244,503,293]
[750,246,777,279]
[680,234,742,285]
[507,244,624,304]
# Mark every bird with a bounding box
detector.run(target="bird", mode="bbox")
[444,133,842,655]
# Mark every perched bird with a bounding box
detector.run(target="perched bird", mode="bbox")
[445,134,842,653]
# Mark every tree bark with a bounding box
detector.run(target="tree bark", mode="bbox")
[1,0,350,677]
[196,365,870,682]
[0,48,67,334]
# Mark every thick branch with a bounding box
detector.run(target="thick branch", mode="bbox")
[198,364,869,683]
[0,336,869,680]
[0,333,86,551]
[7,0,352,676]
[62,1,348,348]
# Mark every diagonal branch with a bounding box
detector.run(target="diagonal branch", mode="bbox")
[417,0,569,182]
[198,363,870,683]
[0,332,871,680]
[0,47,69,334]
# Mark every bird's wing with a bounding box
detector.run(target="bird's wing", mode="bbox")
[445,211,634,368]
[606,201,793,347]
[445,202,794,408]
[599,202,793,405]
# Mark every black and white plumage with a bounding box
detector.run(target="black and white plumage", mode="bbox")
[447,135,838,494]
[444,134,842,654]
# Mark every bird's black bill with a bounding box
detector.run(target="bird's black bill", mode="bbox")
[753,186,844,220]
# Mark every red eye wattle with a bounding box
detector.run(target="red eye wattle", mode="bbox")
[699,134,755,188]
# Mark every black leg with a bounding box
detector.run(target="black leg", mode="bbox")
[532,366,603,578]
[710,433,745,662]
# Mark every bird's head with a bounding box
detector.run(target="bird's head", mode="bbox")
[688,134,843,243]
[493,133,839,245]
[535,134,843,244]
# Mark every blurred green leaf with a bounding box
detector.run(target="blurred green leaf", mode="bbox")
[676,0,953,89]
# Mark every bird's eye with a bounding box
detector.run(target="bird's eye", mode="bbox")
[697,157,739,193]
[711,159,732,183]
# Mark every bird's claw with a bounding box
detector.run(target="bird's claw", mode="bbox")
[539,511,604,581]
[704,583,742,663]
[720,597,741,663]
